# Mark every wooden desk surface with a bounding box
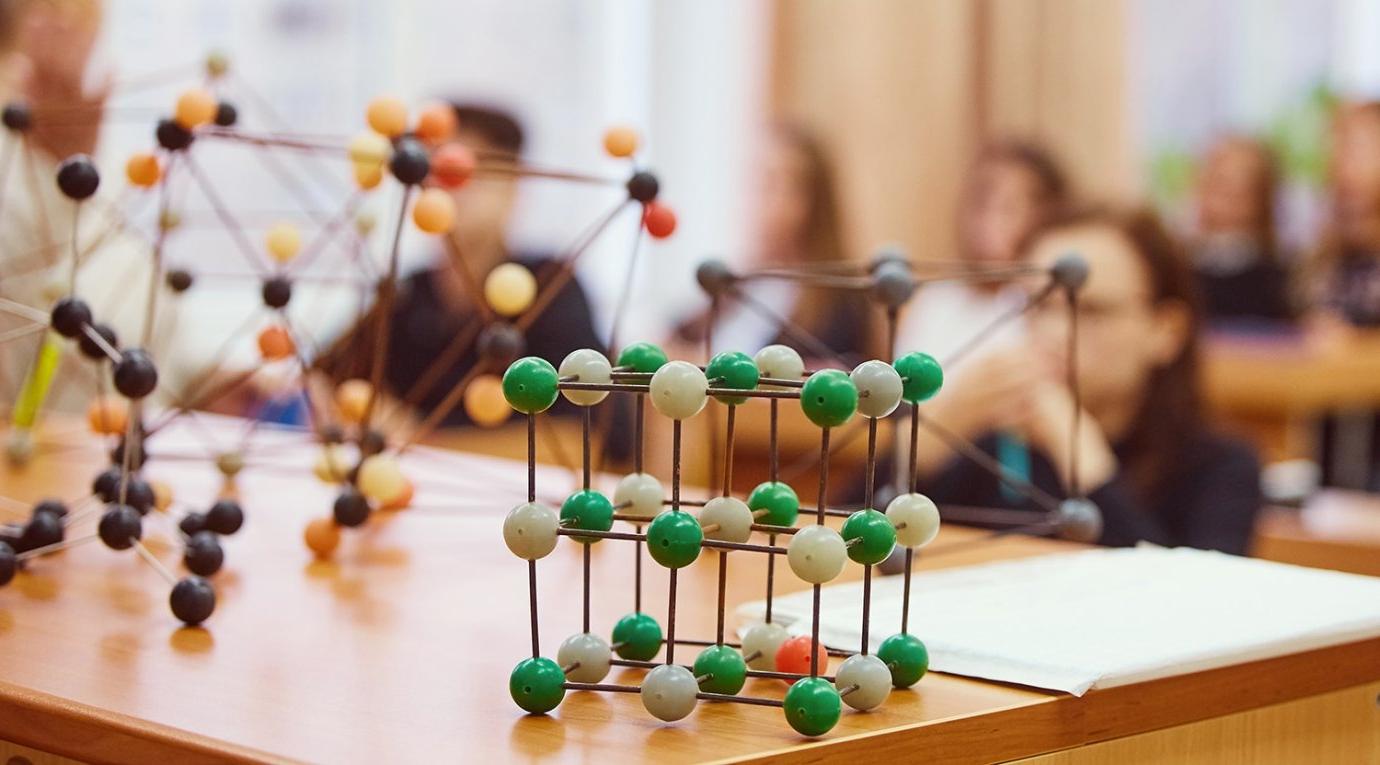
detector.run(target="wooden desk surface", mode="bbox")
[1203,332,1380,415]
[1,418,1378,765]
[1254,490,1380,578]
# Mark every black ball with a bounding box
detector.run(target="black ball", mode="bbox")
[204,499,244,535]
[359,429,386,457]
[182,531,224,576]
[166,269,194,293]
[113,348,159,399]
[170,576,216,626]
[155,118,194,151]
[124,477,156,515]
[2,102,31,132]
[695,259,736,297]
[319,423,345,444]
[333,489,370,528]
[179,512,207,537]
[1051,253,1089,293]
[871,262,916,310]
[476,322,525,365]
[388,138,430,185]
[56,154,100,200]
[213,101,238,127]
[261,277,292,309]
[50,297,92,338]
[110,436,148,472]
[97,505,142,550]
[20,512,63,553]
[626,171,659,203]
[77,322,118,361]
[93,467,122,501]
[32,499,68,519]
[0,541,15,586]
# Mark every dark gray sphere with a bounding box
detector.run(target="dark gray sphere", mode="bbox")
[871,261,916,309]
[1050,253,1089,293]
[1055,498,1103,544]
[695,259,736,297]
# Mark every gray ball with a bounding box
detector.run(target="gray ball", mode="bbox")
[1056,498,1103,544]
[870,244,909,273]
[695,259,736,297]
[871,262,916,309]
[1050,253,1089,293]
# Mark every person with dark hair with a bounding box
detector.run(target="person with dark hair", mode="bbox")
[918,208,1262,553]
[1189,135,1294,324]
[316,103,607,430]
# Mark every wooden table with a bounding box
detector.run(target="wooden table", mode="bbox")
[0,417,1378,764]
[1253,490,1380,578]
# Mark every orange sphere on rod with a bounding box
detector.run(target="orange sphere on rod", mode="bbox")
[775,635,827,679]
[125,153,161,187]
[174,88,218,130]
[430,143,475,189]
[414,102,458,144]
[304,517,341,559]
[643,202,677,239]
[380,478,414,511]
[354,163,383,190]
[463,374,511,427]
[257,325,295,361]
[365,96,408,138]
[336,379,373,424]
[87,396,128,435]
[412,188,455,233]
[265,222,302,263]
[603,126,639,158]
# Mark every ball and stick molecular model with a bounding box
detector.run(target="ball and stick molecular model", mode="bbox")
[0,50,678,626]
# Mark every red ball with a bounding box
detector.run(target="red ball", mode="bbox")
[643,202,676,239]
[775,635,826,679]
[430,143,476,189]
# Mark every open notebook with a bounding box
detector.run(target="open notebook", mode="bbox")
[736,546,1380,695]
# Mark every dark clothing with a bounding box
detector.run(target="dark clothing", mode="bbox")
[923,431,1262,554]
[1326,251,1380,328]
[1190,238,1294,324]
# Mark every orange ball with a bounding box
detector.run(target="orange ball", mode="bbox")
[257,325,295,361]
[265,221,302,263]
[151,481,173,513]
[603,126,639,158]
[414,103,458,144]
[125,153,161,187]
[304,517,341,559]
[412,188,455,234]
[643,202,677,239]
[174,88,217,130]
[463,375,512,427]
[380,478,414,511]
[336,379,374,424]
[354,162,383,190]
[366,96,408,138]
[775,635,826,679]
[87,396,128,436]
[430,143,475,189]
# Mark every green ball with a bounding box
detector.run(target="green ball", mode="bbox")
[747,481,799,527]
[841,508,897,565]
[616,341,668,374]
[783,676,842,736]
[502,356,560,413]
[611,611,663,661]
[800,369,857,428]
[877,632,929,688]
[646,510,703,568]
[705,350,759,405]
[509,656,566,714]
[559,490,614,544]
[693,644,747,695]
[893,352,943,403]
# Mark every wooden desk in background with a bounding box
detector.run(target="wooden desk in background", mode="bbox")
[1253,490,1380,578]
[0,419,1377,764]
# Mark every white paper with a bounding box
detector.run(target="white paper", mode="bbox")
[736,547,1380,696]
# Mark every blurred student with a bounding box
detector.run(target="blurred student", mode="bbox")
[919,208,1262,554]
[677,123,876,360]
[317,104,605,428]
[1189,135,1294,324]
[1312,101,1380,331]
[895,140,1069,362]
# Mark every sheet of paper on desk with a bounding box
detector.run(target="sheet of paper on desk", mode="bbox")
[735,546,1380,696]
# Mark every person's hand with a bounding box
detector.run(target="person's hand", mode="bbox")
[1022,379,1117,493]
[13,3,109,160]
[925,349,1042,443]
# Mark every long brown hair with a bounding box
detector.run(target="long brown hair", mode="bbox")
[1199,135,1281,262]
[1029,207,1204,501]
[1311,101,1380,290]
[958,140,1070,264]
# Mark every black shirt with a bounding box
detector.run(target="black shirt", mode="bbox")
[923,430,1262,554]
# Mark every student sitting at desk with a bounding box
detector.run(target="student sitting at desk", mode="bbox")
[918,208,1263,554]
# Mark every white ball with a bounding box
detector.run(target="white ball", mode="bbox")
[502,502,559,559]
[640,663,699,721]
[740,622,789,671]
[850,360,904,418]
[787,525,847,584]
[835,654,891,711]
[557,632,612,683]
[754,344,804,388]
[699,496,753,543]
[614,473,663,521]
[558,349,612,406]
[649,361,708,420]
[886,493,940,548]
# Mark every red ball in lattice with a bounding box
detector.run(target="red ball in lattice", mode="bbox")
[643,202,676,239]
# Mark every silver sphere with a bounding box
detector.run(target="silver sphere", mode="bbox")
[1056,498,1103,543]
